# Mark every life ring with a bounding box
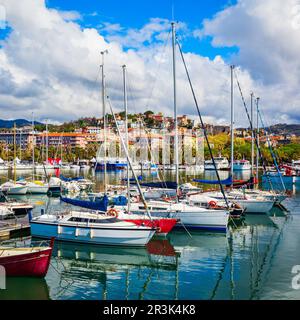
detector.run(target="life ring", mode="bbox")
[208,200,217,208]
[107,208,118,218]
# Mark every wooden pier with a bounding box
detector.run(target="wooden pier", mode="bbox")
[0,217,30,240]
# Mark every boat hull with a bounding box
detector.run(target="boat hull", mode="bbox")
[129,209,229,232]
[30,222,155,247]
[0,246,53,277]
[27,186,49,194]
[5,186,28,195]
[122,217,178,235]
[238,200,274,214]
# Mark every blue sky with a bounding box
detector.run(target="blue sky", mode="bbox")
[45,0,238,60]
[0,0,298,124]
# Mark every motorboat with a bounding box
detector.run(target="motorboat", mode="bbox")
[30,211,156,246]
[205,157,229,170]
[0,238,54,277]
[0,207,15,220]
[232,160,252,171]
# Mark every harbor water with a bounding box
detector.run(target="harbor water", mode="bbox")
[1,168,300,300]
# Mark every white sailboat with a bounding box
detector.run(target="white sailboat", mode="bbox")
[30,211,156,246]
[115,23,230,232]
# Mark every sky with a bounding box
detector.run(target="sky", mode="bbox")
[0,0,300,126]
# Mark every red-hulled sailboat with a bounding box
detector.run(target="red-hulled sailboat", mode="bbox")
[0,238,54,277]
[107,208,178,236]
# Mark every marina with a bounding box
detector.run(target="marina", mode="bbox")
[0,0,300,305]
[0,168,300,300]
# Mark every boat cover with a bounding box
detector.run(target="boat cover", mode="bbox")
[60,195,109,211]
[60,175,84,182]
[193,176,233,185]
[130,181,178,189]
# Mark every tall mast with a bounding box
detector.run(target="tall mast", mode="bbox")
[19,130,22,160]
[230,65,235,187]
[122,65,130,212]
[13,123,16,183]
[101,50,108,194]
[171,22,179,194]
[32,112,35,178]
[60,134,63,163]
[256,97,260,183]
[250,92,254,176]
[46,119,49,164]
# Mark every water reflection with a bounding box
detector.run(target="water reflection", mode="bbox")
[46,238,179,300]
[1,170,300,300]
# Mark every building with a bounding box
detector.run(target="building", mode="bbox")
[34,133,92,149]
[0,130,31,149]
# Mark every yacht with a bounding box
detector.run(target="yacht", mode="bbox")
[203,190,275,214]
[115,200,229,232]
[205,157,229,170]
[30,211,156,246]
[232,160,252,171]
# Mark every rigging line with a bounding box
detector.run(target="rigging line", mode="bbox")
[176,38,230,209]
[233,69,273,190]
[259,109,282,165]
[144,29,172,111]
[125,74,170,188]
[107,95,153,221]
[135,117,169,188]
[257,107,286,192]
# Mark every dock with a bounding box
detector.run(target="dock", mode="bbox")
[0,217,30,240]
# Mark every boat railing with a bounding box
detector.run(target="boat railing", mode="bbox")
[0,237,52,251]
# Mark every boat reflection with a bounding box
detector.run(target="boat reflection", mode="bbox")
[45,237,179,300]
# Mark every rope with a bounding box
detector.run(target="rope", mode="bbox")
[233,69,274,190]
[176,38,230,209]
[257,107,286,192]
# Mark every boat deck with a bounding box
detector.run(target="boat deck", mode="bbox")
[0,217,30,240]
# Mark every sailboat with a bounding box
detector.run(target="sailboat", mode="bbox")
[113,23,229,232]
[201,68,276,214]
[30,211,156,247]
[21,115,50,194]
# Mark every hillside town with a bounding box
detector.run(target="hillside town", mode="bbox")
[0,111,299,154]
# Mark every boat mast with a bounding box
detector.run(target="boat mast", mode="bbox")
[108,98,152,220]
[19,130,22,160]
[60,134,63,164]
[256,97,260,183]
[101,50,108,194]
[250,92,254,177]
[46,119,49,165]
[171,22,179,196]
[13,123,16,183]
[122,65,130,212]
[230,65,235,187]
[32,112,35,179]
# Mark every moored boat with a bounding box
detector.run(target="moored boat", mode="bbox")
[0,181,28,195]
[0,238,54,277]
[107,208,178,236]
[30,211,156,246]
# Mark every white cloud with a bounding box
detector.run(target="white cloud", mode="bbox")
[0,0,299,126]
[57,10,82,22]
